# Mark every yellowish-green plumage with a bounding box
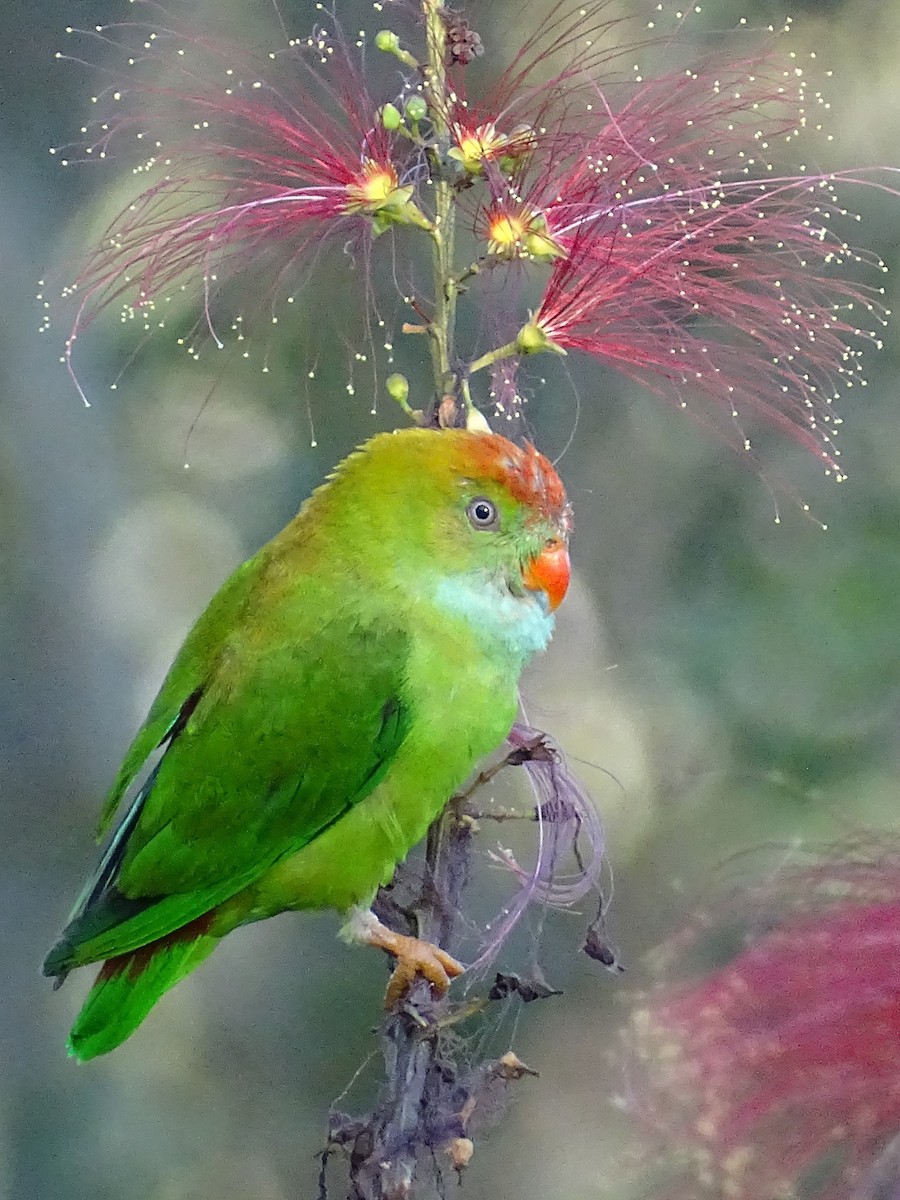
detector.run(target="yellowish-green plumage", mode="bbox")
[44,426,571,1059]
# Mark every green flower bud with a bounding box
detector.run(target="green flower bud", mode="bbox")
[375,30,400,53]
[404,95,428,123]
[386,373,410,405]
[380,103,402,131]
[373,30,419,68]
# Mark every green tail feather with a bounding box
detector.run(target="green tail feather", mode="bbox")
[68,926,217,1061]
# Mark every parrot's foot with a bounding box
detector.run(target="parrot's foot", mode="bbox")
[343,908,464,1007]
[379,930,464,1008]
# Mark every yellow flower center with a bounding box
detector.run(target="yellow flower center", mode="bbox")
[347,160,400,210]
[488,213,528,250]
[486,208,564,261]
[451,122,508,171]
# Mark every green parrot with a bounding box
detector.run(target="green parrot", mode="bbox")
[44,426,572,1060]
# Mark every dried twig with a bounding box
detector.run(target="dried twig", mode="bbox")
[321,724,609,1195]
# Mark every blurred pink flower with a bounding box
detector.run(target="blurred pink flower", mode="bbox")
[626,842,900,1200]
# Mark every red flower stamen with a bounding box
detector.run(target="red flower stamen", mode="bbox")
[55,7,421,400]
[484,52,892,475]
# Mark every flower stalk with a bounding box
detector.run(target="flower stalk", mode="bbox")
[423,0,459,413]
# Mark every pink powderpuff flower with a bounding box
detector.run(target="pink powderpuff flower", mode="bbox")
[442,1,636,180]
[481,51,893,479]
[625,839,900,1200]
[55,3,428,401]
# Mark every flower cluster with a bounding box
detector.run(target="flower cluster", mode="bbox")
[625,840,900,1200]
[50,1,892,481]
[476,46,892,477]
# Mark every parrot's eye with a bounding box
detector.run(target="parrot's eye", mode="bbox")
[466,497,499,530]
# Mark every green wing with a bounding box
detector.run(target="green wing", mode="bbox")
[45,565,410,975]
[95,555,262,838]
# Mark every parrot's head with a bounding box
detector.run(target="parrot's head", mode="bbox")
[432,427,572,611]
[325,427,572,660]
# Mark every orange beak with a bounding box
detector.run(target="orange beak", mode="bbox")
[522,538,571,612]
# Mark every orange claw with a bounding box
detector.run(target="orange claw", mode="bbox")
[358,916,464,1007]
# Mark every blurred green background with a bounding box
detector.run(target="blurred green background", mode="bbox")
[4,0,900,1197]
